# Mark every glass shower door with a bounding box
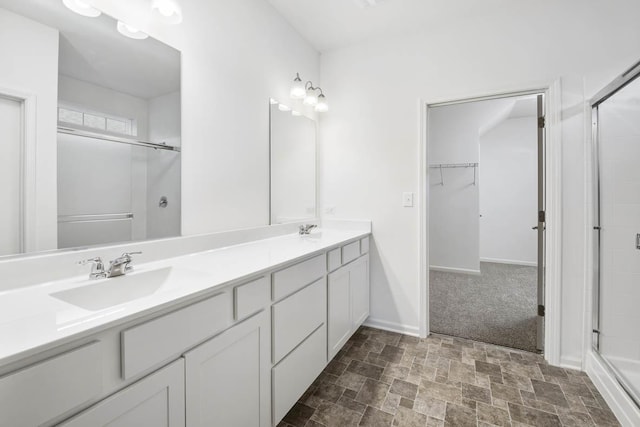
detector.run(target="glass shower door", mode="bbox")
[594,71,640,405]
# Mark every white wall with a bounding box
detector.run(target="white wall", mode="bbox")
[147,91,181,239]
[319,0,640,361]
[480,116,538,266]
[86,0,320,235]
[0,9,58,252]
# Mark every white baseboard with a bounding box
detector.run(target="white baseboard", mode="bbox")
[559,355,583,371]
[480,257,537,267]
[586,351,640,427]
[362,317,420,337]
[429,265,481,275]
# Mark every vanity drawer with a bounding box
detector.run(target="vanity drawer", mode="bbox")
[327,248,342,272]
[342,241,361,264]
[0,342,103,427]
[272,324,327,425]
[272,254,325,301]
[272,278,326,363]
[121,292,232,379]
[234,276,269,320]
[360,236,370,254]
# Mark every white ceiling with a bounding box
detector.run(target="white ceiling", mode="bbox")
[0,0,180,99]
[266,0,497,52]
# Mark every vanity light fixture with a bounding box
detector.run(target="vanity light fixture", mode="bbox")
[289,73,329,112]
[151,0,183,25]
[62,0,101,17]
[117,21,149,40]
[290,73,306,99]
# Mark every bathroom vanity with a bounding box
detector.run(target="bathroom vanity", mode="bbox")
[0,227,370,427]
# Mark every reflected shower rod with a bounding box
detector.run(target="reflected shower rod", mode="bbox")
[57,126,181,152]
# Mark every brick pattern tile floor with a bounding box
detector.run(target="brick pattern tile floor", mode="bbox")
[277,327,620,427]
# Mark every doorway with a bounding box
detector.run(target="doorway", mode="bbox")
[426,92,546,353]
[0,94,23,256]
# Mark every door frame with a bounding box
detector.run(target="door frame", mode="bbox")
[418,83,562,364]
[0,86,37,254]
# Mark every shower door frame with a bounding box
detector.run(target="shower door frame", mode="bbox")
[590,59,640,409]
[419,84,563,363]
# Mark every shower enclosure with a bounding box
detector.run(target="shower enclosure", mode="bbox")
[592,62,640,408]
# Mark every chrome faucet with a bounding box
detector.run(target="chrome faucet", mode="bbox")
[298,224,318,235]
[106,252,142,278]
[78,257,107,280]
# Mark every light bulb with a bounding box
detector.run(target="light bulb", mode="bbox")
[117,21,149,39]
[315,94,328,112]
[303,89,318,106]
[290,74,305,99]
[62,0,101,17]
[151,0,183,24]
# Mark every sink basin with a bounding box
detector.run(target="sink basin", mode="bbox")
[50,267,205,311]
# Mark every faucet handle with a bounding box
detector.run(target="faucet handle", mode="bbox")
[78,257,106,279]
[121,251,142,259]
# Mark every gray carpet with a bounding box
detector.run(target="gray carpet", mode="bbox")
[429,262,538,352]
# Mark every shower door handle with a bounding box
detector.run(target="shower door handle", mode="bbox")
[636,233,640,250]
[532,226,538,230]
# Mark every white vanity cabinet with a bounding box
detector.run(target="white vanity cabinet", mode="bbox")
[184,311,270,427]
[328,251,370,360]
[58,359,185,427]
[0,232,371,427]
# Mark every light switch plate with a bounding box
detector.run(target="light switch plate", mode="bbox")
[403,192,414,207]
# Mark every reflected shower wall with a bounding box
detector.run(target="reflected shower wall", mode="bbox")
[595,73,640,404]
[57,129,181,249]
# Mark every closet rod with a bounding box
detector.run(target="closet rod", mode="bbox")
[58,126,181,153]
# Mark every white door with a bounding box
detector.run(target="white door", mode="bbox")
[184,311,270,427]
[59,359,185,427]
[0,95,22,256]
[351,255,370,329]
[328,267,351,359]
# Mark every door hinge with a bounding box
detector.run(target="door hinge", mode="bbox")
[538,211,546,223]
[538,305,545,317]
[538,116,546,128]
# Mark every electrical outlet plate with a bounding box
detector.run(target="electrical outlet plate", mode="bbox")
[403,192,414,207]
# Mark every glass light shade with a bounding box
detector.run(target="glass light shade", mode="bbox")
[314,94,328,112]
[151,0,183,25]
[62,0,101,17]
[303,89,318,106]
[290,76,305,99]
[117,21,149,40]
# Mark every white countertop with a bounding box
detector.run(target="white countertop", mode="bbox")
[0,228,369,368]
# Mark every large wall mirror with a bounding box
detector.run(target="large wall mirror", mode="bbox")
[0,0,181,258]
[269,101,317,224]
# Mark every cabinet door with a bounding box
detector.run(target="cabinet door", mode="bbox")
[184,311,270,427]
[351,254,370,329]
[328,267,352,360]
[59,359,185,427]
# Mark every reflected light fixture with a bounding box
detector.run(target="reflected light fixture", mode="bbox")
[62,0,101,17]
[315,94,329,113]
[278,104,291,112]
[291,110,302,116]
[151,0,183,25]
[117,21,149,39]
